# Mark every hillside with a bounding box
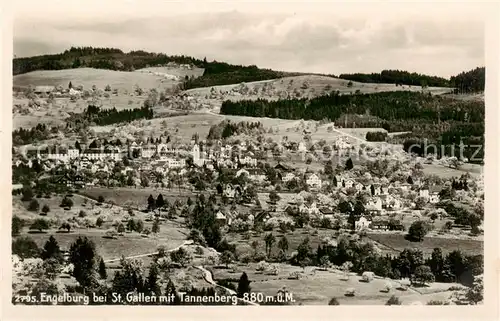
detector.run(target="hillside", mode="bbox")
[13,46,287,90]
[182,74,452,112]
[13,67,202,92]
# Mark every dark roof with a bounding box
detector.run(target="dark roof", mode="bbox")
[254,211,270,222]
[275,163,292,171]
[319,207,334,214]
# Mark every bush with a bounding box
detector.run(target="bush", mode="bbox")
[30,218,50,232]
[78,210,87,218]
[42,204,50,214]
[12,216,24,236]
[194,246,204,256]
[12,236,40,258]
[28,199,40,212]
[386,295,401,305]
[406,220,429,242]
[96,216,104,227]
[365,131,388,142]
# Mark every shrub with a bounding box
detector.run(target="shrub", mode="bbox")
[42,204,50,214]
[78,210,87,218]
[194,246,204,256]
[344,288,355,296]
[12,216,24,236]
[406,220,429,242]
[30,218,50,232]
[365,131,388,142]
[12,236,40,258]
[386,295,401,305]
[96,216,104,227]
[28,199,40,212]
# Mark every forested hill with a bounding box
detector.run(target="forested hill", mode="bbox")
[13,46,288,89]
[338,70,450,87]
[450,67,485,94]
[220,91,484,124]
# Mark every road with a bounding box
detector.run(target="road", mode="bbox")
[195,266,259,306]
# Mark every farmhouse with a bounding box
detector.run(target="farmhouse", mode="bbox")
[305,174,322,189]
[355,216,371,231]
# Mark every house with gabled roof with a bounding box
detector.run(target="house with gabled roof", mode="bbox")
[306,173,322,189]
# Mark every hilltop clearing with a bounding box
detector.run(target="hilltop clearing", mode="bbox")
[13,67,200,92]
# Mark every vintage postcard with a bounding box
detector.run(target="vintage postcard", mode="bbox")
[1,0,498,320]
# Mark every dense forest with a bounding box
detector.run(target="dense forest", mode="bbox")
[13,46,287,89]
[83,104,154,126]
[220,91,484,123]
[338,70,450,87]
[450,67,486,94]
[220,91,485,162]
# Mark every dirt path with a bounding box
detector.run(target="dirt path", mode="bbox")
[194,265,260,306]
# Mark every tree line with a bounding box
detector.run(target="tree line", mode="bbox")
[220,91,484,123]
[450,67,485,94]
[338,69,450,87]
[65,104,154,127]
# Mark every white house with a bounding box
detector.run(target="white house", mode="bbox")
[282,173,296,183]
[367,197,383,211]
[355,216,371,231]
[306,174,322,189]
[298,142,307,153]
[355,182,365,192]
[344,179,355,189]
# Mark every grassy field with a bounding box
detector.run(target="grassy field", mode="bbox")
[17,224,187,261]
[209,262,460,305]
[367,233,483,256]
[227,227,335,258]
[422,163,482,179]
[185,75,452,100]
[13,67,195,92]
[79,187,198,210]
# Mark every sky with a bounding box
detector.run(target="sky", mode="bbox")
[12,1,488,78]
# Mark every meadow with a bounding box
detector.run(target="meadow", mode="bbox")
[367,233,483,256]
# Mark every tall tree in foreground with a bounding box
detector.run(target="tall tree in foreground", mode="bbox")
[98,258,107,280]
[12,216,24,236]
[69,236,97,289]
[41,235,63,262]
[237,272,251,298]
[264,233,276,258]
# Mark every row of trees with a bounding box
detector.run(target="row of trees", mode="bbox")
[12,123,56,146]
[207,120,265,140]
[338,69,450,87]
[83,105,154,126]
[282,235,482,287]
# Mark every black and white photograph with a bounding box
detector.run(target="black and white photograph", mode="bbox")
[4,0,498,314]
